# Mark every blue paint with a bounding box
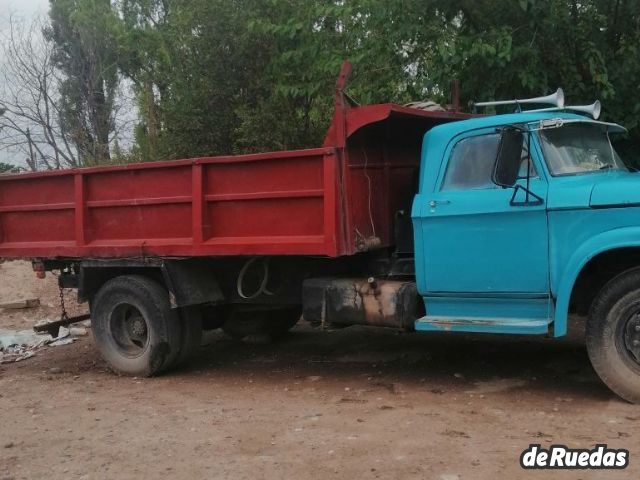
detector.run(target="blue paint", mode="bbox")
[412,111,640,336]
[550,220,640,336]
[423,295,550,320]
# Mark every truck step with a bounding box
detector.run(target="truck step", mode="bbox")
[415,316,552,335]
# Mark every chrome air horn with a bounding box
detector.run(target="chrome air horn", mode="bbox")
[472,88,565,112]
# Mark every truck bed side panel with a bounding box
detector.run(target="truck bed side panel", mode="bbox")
[0,148,338,258]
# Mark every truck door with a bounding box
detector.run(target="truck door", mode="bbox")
[413,129,550,323]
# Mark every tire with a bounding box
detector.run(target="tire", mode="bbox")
[587,267,640,403]
[174,306,203,367]
[91,275,181,377]
[222,307,301,341]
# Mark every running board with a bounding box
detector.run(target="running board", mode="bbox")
[415,316,552,335]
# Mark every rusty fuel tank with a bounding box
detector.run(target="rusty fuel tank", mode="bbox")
[302,277,420,331]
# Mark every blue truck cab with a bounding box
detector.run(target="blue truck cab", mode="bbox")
[411,110,640,402]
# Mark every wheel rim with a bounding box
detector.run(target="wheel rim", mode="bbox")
[109,303,149,357]
[622,313,640,366]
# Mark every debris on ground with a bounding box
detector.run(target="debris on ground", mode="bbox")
[0,329,47,350]
[0,298,40,310]
[0,347,37,363]
[0,323,88,364]
[49,337,75,347]
[69,326,88,336]
[0,329,50,363]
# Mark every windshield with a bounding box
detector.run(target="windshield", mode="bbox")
[538,123,627,176]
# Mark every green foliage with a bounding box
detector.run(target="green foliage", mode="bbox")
[0,162,19,173]
[47,0,640,162]
[115,0,458,158]
[428,0,640,161]
[234,0,447,152]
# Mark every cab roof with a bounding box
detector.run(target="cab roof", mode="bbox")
[425,111,624,145]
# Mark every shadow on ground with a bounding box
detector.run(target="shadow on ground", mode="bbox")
[169,320,613,402]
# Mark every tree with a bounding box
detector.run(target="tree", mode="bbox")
[426,0,640,161]
[118,0,274,160]
[0,162,19,173]
[233,0,456,152]
[117,0,452,158]
[46,0,123,165]
[87,0,640,163]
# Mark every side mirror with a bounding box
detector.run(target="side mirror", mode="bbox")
[493,128,524,187]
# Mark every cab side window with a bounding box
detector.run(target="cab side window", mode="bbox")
[442,134,501,191]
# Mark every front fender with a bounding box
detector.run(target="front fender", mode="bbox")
[554,226,640,336]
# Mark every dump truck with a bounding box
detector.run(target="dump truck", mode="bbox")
[1,63,639,403]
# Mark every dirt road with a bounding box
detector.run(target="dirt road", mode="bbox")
[0,261,638,480]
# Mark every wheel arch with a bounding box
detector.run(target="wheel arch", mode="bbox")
[554,227,640,337]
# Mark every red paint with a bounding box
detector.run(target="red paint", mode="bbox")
[0,62,471,260]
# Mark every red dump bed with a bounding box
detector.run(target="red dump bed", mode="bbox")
[0,73,467,260]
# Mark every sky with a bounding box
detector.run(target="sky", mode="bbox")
[1,0,49,26]
[0,0,49,165]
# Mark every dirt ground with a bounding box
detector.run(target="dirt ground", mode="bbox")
[0,261,638,480]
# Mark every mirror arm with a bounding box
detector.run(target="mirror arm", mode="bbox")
[510,184,543,206]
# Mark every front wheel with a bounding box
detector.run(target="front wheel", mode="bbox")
[587,268,640,403]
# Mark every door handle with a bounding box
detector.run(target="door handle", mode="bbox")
[428,199,451,208]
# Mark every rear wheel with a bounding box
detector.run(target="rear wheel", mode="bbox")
[587,268,640,403]
[222,307,301,341]
[91,275,181,376]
